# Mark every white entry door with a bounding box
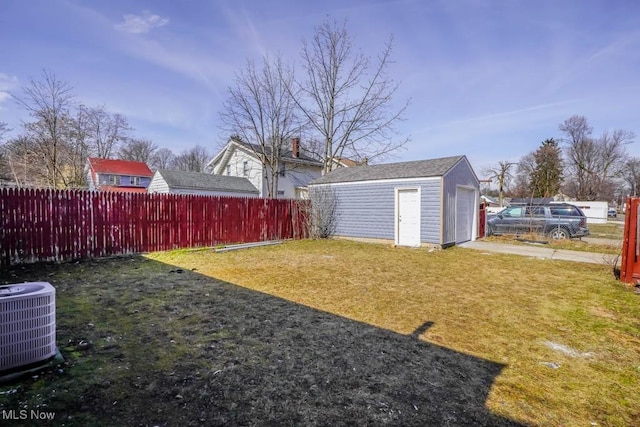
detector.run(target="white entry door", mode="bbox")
[396,188,421,246]
[455,187,475,243]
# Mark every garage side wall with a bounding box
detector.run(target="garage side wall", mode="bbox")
[315,178,442,244]
[442,160,480,244]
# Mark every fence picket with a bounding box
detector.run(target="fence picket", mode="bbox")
[0,189,308,266]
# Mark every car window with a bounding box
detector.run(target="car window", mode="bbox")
[549,206,582,217]
[502,207,523,217]
[525,206,546,217]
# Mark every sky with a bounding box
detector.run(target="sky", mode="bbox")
[1,0,639,177]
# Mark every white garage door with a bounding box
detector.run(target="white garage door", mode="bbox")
[396,188,421,247]
[455,187,475,243]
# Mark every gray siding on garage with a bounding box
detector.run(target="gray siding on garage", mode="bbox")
[442,158,480,244]
[321,178,442,244]
[419,179,443,244]
[310,155,479,247]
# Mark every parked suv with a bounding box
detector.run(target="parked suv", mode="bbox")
[487,203,590,239]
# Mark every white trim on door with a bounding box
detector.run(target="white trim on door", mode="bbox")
[395,187,421,247]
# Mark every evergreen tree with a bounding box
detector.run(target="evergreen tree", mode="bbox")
[530,139,563,198]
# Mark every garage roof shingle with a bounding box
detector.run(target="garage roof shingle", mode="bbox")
[310,155,466,185]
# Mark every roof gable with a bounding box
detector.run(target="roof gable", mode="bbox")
[310,155,467,185]
[155,169,259,193]
[88,158,153,177]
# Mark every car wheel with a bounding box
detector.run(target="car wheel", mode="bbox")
[548,227,570,240]
[486,225,494,236]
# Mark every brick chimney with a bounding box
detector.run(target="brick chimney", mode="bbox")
[292,138,300,158]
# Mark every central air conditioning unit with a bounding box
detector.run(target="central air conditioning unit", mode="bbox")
[0,282,57,373]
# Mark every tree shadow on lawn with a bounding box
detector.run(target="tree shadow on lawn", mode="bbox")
[0,256,525,426]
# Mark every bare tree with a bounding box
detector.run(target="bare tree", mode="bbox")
[599,128,634,176]
[0,122,8,141]
[12,70,75,188]
[171,145,210,172]
[220,55,302,198]
[511,153,536,198]
[65,110,90,188]
[1,135,41,187]
[559,115,633,200]
[79,104,130,158]
[118,138,157,163]
[308,185,338,238]
[295,18,409,174]
[559,115,595,199]
[150,147,175,170]
[483,161,515,207]
[622,157,640,197]
[0,122,10,180]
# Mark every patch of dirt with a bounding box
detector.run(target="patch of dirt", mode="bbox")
[0,256,523,426]
[588,306,617,320]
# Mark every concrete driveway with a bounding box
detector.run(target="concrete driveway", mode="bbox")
[459,239,620,266]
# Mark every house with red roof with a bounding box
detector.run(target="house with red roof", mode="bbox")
[86,158,153,193]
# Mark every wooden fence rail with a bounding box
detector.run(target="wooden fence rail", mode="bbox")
[0,188,308,266]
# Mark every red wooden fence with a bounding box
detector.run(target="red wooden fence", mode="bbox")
[620,196,639,284]
[478,202,486,237]
[0,188,309,266]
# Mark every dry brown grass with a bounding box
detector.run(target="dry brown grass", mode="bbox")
[483,234,623,255]
[589,222,624,239]
[148,239,640,426]
[1,252,518,426]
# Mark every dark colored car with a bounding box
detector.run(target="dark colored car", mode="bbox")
[487,203,590,239]
[608,208,617,218]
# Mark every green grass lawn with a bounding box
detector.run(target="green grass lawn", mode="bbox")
[1,239,638,426]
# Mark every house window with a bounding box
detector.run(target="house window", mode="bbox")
[109,175,121,185]
[277,190,285,196]
[226,165,231,176]
[131,176,140,186]
[243,161,249,177]
[279,163,285,177]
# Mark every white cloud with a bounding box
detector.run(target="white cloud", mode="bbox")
[0,73,19,110]
[115,10,169,34]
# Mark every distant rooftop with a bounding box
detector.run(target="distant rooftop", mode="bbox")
[88,158,153,177]
[155,169,259,194]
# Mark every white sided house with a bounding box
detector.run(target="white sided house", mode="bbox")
[207,138,325,199]
[309,155,480,247]
[148,169,259,197]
